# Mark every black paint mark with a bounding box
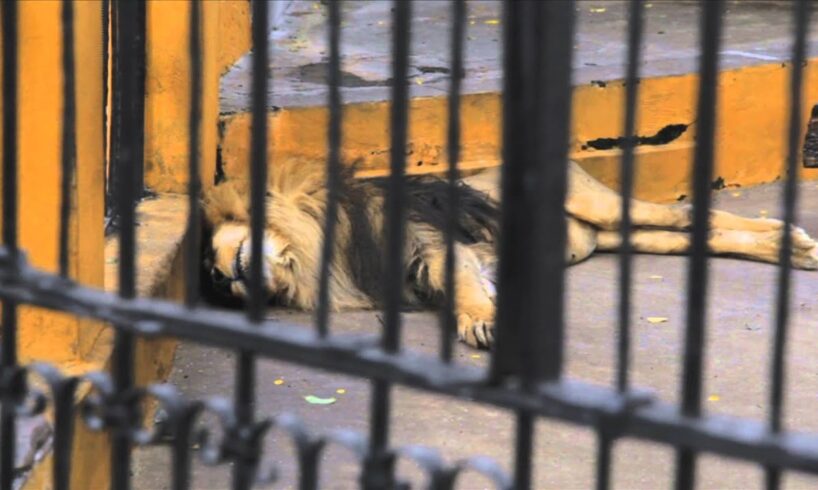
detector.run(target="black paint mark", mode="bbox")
[585,123,689,150]
[803,103,818,168]
[417,65,450,74]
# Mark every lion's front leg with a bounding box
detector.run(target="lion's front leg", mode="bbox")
[411,240,497,349]
[454,269,496,348]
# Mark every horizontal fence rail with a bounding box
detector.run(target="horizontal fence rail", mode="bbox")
[1,0,817,489]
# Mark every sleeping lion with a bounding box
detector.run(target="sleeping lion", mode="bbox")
[202,160,818,348]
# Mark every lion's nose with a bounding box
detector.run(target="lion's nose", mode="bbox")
[211,267,231,286]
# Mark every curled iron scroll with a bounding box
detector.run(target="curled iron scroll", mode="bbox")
[195,396,274,484]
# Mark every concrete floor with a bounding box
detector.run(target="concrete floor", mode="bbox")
[221,0,818,112]
[132,181,818,489]
[129,2,818,488]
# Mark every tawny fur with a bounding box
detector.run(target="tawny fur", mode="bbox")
[203,160,372,310]
[203,159,818,349]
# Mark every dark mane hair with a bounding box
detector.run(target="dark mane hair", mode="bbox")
[371,175,500,244]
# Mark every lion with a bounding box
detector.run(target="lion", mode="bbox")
[202,159,818,348]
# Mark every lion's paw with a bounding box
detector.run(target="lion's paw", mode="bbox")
[791,226,817,251]
[792,245,818,270]
[457,312,495,349]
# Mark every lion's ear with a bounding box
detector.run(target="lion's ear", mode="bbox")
[345,156,365,172]
[264,234,296,269]
[274,244,296,269]
[202,180,250,226]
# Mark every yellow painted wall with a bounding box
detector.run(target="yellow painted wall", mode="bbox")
[1,3,109,486]
[0,1,105,364]
[219,59,818,202]
[2,2,204,488]
[217,0,252,75]
[144,0,244,193]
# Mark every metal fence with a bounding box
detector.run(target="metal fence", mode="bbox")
[1,0,817,489]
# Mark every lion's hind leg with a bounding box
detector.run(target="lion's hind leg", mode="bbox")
[597,228,818,269]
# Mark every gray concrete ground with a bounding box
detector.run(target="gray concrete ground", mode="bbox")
[128,2,818,488]
[132,181,818,489]
[221,0,818,112]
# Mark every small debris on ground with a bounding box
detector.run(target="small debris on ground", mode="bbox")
[646,317,668,324]
[304,395,337,405]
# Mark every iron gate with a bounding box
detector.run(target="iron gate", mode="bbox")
[1,0,818,489]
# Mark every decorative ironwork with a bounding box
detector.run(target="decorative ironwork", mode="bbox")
[1,0,816,489]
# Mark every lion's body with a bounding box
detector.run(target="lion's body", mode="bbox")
[202,159,818,348]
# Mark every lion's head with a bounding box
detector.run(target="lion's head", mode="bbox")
[200,161,379,311]
[207,220,299,300]
[201,178,304,304]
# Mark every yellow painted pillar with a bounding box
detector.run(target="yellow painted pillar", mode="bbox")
[0,1,105,364]
[217,0,252,75]
[144,0,222,193]
[1,4,108,489]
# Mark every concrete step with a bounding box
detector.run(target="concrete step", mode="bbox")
[216,1,818,200]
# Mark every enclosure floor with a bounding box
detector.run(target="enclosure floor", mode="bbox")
[130,181,818,489]
[221,0,818,112]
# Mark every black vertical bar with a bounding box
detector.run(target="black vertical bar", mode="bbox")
[185,0,203,307]
[381,0,411,353]
[675,1,724,489]
[298,447,321,490]
[102,0,110,216]
[513,413,534,490]
[0,2,18,489]
[765,1,810,489]
[440,0,466,362]
[51,378,79,490]
[1,0,18,261]
[159,393,202,490]
[491,0,575,382]
[54,2,79,484]
[595,433,612,490]
[111,1,146,488]
[492,0,527,379]
[132,4,147,197]
[234,1,268,488]
[315,0,342,338]
[493,1,575,487]
[534,0,575,382]
[365,2,411,488]
[599,2,644,487]
[106,0,120,233]
[59,0,76,279]
[494,2,536,483]
[616,0,644,393]
[172,424,193,490]
[597,0,645,484]
[247,0,269,325]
